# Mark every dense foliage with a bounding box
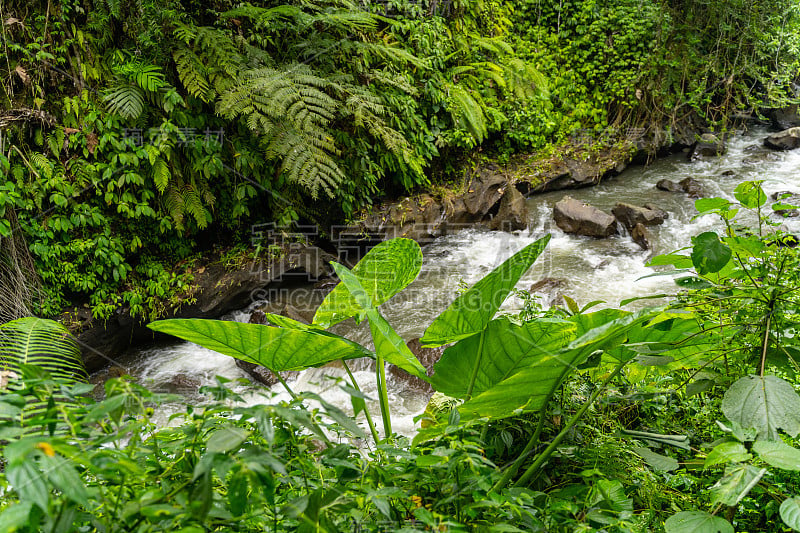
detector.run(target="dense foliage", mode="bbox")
[1,0,799,318]
[4,186,800,531]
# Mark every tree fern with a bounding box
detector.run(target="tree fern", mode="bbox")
[218,65,346,198]
[448,84,488,143]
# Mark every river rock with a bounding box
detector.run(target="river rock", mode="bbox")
[489,185,529,231]
[689,133,726,160]
[631,223,652,250]
[529,277,569,307]
[553,197,618,238]
[611,203,667,232]
[679,178,705,199]
[770,191,800,217]
[764,127,800,151]
[767,105,800,131]
[656,179,683,193]
[388,338,445,394]
[463,167,507,218]
[643,203,669,220]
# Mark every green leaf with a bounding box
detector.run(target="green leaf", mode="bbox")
[6,461,50,512]
[709,464,766,506]
[313,238,422,328]
[704,441,752,468]
[148,319,372,371]
[330,263,427,380]
[646,253,693,269]
[207,425,250,453]
[228,474,249,517]
[691,232,731,275]
[631,446,679,472]
[422,235,551,346]
[457,309,654,420]
[781,497,800,531]
[152,158,171,194]
[664,511,733,533]
[429,317,576,398]
[721,375,800,440]
[753,440,800,470]
[0,502,34,532]
[695,197,732,214]
[734,181,767,208]
[0,318,87,383]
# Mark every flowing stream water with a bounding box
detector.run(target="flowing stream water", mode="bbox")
[116,127,800,437]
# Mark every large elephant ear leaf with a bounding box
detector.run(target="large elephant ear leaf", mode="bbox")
[422,234,551,347]
[457,308,654,420]
[313,238,423,328]
[0,318,87,383]
[148,319,373,371]
[330,263,428,380]
[429,317,576,398]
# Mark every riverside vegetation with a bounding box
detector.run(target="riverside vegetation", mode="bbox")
[4,0,800,531]
[3,181,800,531]
[2,0,800,319]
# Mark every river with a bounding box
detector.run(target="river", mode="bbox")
[117,127,800,437]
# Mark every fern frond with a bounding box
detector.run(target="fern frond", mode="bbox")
[103,84,145,119]
[173,48,213,102]
[504,58,549,100]
[152,158,171,194]
[448,84,488,143]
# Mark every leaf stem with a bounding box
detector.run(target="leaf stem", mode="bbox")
[513,361,627,488]
[342,360,380,445]
[376,356,392,438]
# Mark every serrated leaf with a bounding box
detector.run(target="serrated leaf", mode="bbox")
[734,181,767,209]
[631,446,679,471]
[781,497,800,531]
[664,511,733,533]
[147,319,372,371]
[422,235,551,346]
[313,238,422,328]
[721,375,800,440]
[691,232,731,275]
[704,441,751,468]
[753,440,800,471]
[709,463,765,506]
[695,197,732,214]
[207,425,250,453]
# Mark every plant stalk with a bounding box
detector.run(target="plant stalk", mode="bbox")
[513,362,627,488]
[342,360,380,445]
[376,356,392,438]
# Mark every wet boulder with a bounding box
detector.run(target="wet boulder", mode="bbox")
[553,196,618,238]
[631,223,652,250]
[656,179,683,193]
[489,185,529,232]
[689,133,726,160]
[612,203,667,232]
[764,127,800,151]
[679,178,706,199]
[529,277,569,307]
[388,338,445,394]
